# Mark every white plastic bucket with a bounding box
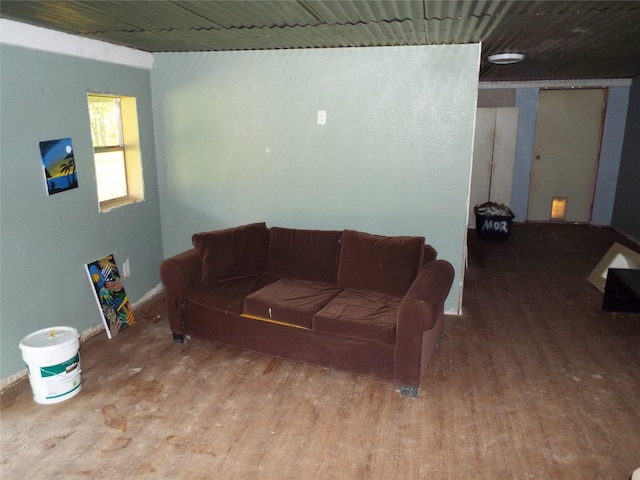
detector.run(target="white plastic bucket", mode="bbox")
[19,327,81,404]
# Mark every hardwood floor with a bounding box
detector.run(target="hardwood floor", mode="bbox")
[1,224,639,479]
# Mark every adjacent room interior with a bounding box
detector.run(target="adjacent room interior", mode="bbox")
[1,1,639,478]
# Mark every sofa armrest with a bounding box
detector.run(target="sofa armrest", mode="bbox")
[398,259,454,331]
[159,248,202,334]
[423,244,437,264]
[394,259,455,387]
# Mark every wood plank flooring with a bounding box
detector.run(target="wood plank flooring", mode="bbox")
[1,224,639,479]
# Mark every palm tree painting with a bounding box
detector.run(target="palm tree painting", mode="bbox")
[85,254,135,339]
[38,138,78,195]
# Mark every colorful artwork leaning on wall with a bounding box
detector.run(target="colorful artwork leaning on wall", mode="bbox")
[85,255,135,339]
[39,137,78,195]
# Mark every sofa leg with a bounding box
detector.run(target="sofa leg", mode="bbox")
[399,385,420,398]
[172,333,185,344]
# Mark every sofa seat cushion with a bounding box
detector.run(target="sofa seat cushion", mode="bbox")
[243,279,343,329]
[337,229,425,297]
[313,289,400,344]
[185,274,278,315]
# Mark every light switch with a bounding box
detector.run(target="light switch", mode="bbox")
[317,110,327,125]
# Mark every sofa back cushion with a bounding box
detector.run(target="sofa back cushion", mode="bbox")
[337,229,425,297]
[267,227,342,284]
[192,222,269,283]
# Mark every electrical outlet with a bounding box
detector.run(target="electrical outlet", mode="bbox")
[123,258,131,278]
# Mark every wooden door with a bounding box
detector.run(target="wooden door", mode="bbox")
[527,89,605,222]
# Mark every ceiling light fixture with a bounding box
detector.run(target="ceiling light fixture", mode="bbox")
[487,52,525,65]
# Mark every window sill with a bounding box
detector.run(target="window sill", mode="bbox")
[99,197,143,213]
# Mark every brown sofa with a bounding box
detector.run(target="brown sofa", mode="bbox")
[160,223,454,397]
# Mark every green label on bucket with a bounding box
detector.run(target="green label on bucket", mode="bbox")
[40,354,80,377]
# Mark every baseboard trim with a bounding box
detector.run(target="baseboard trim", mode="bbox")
[132,283,164,309]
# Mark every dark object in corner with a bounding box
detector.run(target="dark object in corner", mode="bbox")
[474,202,514,241]
[602,268,640,313]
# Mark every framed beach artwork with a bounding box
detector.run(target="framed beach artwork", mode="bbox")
[38,137,78,195]
[85,254,135,339]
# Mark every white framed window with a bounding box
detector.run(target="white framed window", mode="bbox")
[87,93,144,212]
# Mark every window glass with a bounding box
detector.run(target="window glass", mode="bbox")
[88,96,123,148]
[87,93,143,211]
[94,151,127,202]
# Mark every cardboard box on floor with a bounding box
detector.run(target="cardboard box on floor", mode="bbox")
[587,242,640,293]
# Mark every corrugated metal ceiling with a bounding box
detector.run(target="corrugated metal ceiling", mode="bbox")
[1,1,639,81]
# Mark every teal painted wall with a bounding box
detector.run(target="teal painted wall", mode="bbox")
[152,45,480,313]
[0,45,164,379]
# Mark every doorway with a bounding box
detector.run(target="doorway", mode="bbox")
[468,107,518,227]
[527,88,606,223]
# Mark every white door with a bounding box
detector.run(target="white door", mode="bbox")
[527,89,605,222]
[468,107,518,227]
